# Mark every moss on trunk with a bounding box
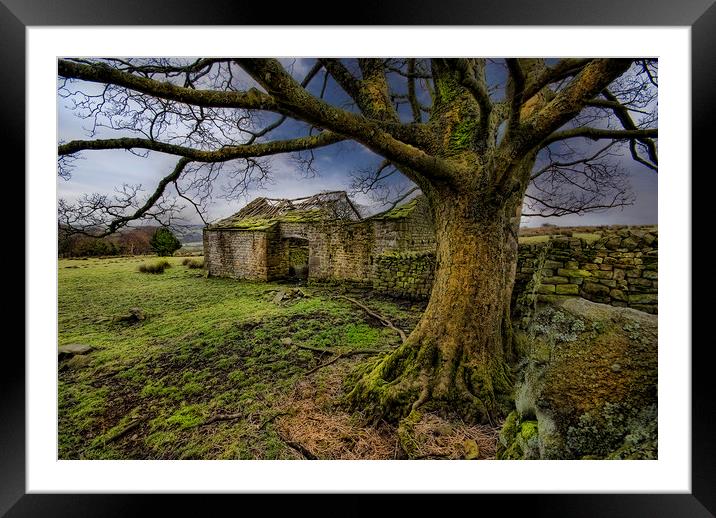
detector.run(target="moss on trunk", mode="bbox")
[345,192,520,424]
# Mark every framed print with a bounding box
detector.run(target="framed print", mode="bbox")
[5,0,711,515]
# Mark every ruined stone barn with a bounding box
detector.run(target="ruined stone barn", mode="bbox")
[204,190,659,312]
[203,191,436,289]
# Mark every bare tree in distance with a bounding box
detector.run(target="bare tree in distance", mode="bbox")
[57,57,657,423]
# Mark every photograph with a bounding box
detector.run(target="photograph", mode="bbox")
[4,3,708,511]
[56,57,659,462]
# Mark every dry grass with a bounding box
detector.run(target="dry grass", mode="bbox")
[407,412,501,460]
[273,358,501,460]
[274,362,397,460]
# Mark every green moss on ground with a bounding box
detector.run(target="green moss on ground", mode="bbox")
[58,256,410,460]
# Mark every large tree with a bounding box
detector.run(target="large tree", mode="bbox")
[57,57,657,424]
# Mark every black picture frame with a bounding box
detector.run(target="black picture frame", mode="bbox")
[5,0,710,515]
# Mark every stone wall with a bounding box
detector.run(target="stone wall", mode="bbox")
[204,199,657,314]
[204,195,436,285]
[203,227,271,280]
[515,229,658,314]
[373,251,436,299]
[372,229,657,314]
[371,197,436,255]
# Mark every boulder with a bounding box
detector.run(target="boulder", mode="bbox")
[498,297,657,460]
[114,307,146,324]
[58,343,92,360]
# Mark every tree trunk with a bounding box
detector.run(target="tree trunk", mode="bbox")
[346,189,520,425]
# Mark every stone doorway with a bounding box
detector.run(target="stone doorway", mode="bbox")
[286,237,309,279]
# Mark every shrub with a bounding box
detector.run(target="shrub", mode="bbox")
[149,228,182,257]
[181,258,192,266]
[138,260,170,274]
[186,259,204,269]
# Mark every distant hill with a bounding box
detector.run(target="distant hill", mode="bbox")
[58,224,204,257]
[175,224,204,244]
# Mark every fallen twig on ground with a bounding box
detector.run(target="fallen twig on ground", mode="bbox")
[338,295,408,342]
[104,416,148,444]
[275,430,318,459]
[258,410,292,430]
[198,413,245,427]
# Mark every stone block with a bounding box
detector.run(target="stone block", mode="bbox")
[628,293,658,304]
[557,268,593,278]
[581,281,610,296]
[610,289,627,301]
[541,276,569,284]
[591,269,614,279]
[555,284,580,295]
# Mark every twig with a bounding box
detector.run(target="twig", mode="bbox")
[104,416,148,444]
[198,412,245,427]
[258,410,291,430]
[304,354,344,375]
[275,430,318,460]
[338,295,408,342]
[303,349,387,376]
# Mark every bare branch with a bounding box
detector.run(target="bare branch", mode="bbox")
[540,127,657,147]
[235,58,458,181]
[59,59,280,111]
[59,131,346,162]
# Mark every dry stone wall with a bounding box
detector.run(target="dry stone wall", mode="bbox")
[515,229,658,314]
[372,251,436,299]
[373,229,657,314]
[203,228,271,280]
[204,198,657,313]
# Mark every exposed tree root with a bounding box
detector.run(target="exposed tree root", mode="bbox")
[304,349,388,376]
[257,410,292,430]
[293,343,337,354]
[338,295,408,342]
[275,430,319,459]
[104,416,148,444]
[344,337,513,426]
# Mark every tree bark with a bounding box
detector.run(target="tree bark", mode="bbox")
[346,187,522,424]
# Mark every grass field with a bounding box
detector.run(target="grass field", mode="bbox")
[58,256,429,459]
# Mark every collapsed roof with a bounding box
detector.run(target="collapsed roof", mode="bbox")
[207,191,363,230]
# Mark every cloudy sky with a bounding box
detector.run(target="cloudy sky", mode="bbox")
[57,58,658,228]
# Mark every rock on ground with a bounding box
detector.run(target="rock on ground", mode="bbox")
[499,297,657,460]
[58,343,92,360]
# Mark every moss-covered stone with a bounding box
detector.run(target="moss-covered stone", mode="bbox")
[506,298,657,459]
[555,284,579,295]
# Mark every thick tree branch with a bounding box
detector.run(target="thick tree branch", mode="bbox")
[58,59,279,111]
[453,59,492,134]
[235,58,459,181]
[59,131,345,162]
[511,59,635,155]
[319,59,361,101]
[406,59,422,123]
[505,59,525,132]
[357,58,400,122]
[540,127,657,147]
[521,58,592,101]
